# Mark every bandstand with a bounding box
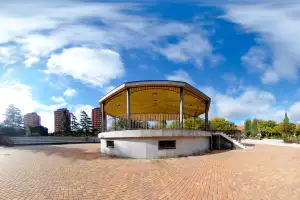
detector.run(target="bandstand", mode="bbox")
[98,80,212,158]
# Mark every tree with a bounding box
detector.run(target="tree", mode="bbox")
[168,120,180,129]
[154,120,167,129]
[25,126,31,136]
[283,112,289,124]
[209,117,236,131]
[184,117,204,129]
[113,118,127,130]
[30,126,48,136]
[70,113,80,132]
[258,120,277,137]
[295,124,300,136]
[3,104,23,128]
[80,111,92,133]
[251,119,259,137]
[244,120,252,137]
[283,112,291,133]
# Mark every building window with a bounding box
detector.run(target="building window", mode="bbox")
[158,140,176,150]
[106,140,114,148]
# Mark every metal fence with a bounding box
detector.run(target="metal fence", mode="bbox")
[104,113,242,140]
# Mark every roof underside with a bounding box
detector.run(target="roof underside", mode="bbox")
[100,81,210,119]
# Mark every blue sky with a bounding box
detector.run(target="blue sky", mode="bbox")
[1,0,300,132]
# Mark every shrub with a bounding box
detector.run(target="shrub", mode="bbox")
[283,138,298,143]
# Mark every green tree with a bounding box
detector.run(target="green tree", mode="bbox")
[3,104,23,128]
[251,119,259,137]
[283,112,289,124]
[80,111,92,133]
[153,121,167,129]
[70,113,80,132]
[258,120,277,137]
[168,120,180,129]
[295,124,300,136]
[30,126,48,136]
[283,112,290,132]
[113,118,127,129]
[244,119,252,137]
[184,117,204,129]
[209,117,236,131]
[25,126,31,136]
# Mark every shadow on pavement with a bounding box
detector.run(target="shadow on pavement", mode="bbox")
[8,145,119,161]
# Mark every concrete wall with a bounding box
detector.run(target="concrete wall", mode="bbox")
[99,129,212,139]
[100,137,210,159]
[8,136,99,145]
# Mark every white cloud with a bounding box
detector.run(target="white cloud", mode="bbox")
[224,3,300,83]
[46,47,124,87]
[166,69,195,85]
[288,102,300,121]
[241,46,268,71]
[160,34,220,68]
[2,67,14,78]
[198,86,217,99]
[222,73,237,83]
[261,69,279,84]
[0,46,19,65]
[63,88,77,98]
[241,46,280,84]
[215,88,276,120]
[51,96,66,103]
[72,104,93,121]
[0,82,36,122]
[0,81,65,132]
[0,1,216,77]
[200,85,286,122]
[36,102,67,112]
[24,56,40,67]
[105,86,116,94]
[39,111,55,133]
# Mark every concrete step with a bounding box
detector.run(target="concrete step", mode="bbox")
[213,132,246,149]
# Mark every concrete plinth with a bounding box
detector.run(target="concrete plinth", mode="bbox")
[98,129,211,159]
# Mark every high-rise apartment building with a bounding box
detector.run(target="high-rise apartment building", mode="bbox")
[24,112,41,127]
[54,108,70,133]
[92,107,102,131]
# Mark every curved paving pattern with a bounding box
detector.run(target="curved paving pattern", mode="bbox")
[1,144,300,200]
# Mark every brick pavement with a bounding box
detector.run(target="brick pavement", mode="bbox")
[1,143,300,200]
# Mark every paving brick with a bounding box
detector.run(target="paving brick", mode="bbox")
[1,144,300,199]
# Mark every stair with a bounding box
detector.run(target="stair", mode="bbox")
[213,132,246,149]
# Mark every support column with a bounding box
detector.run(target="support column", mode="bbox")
[101,103,106,132]
[179,87,184,129]
[204,101,209,131]
[126,88,131,129]
[194,116,196,129]
[114,117,117,131]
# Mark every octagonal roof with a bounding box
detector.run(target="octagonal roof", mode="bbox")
[99,80,211,118]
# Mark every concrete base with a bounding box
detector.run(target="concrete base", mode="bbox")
[98,130,211,159]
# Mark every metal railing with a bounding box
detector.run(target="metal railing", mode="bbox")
[104,113,241,140]
[106,113,205,131]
